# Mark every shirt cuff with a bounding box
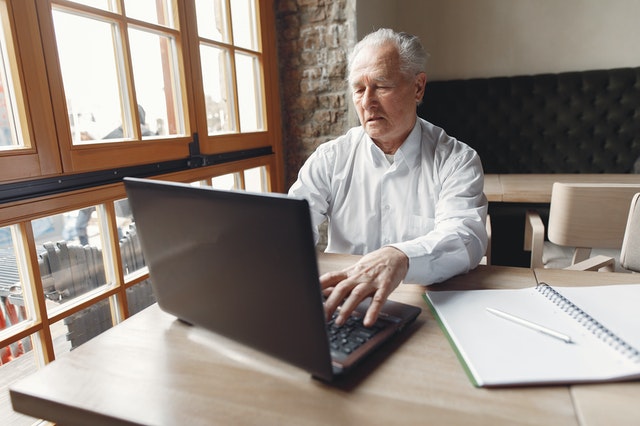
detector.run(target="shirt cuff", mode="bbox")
[387,241,428,284]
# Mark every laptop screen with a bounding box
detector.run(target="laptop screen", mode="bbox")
[124,177,335,380]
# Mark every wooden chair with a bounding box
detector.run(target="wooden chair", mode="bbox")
[524,182,640,271]
[484,214,492,265]
[621,192,640,272]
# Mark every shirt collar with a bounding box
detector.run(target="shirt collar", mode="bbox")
[395,120,422,168]
[366,118,421,168]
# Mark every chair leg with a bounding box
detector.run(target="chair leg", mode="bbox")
[572,247,592,264]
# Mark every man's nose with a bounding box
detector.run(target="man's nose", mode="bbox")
[361,87,378,109]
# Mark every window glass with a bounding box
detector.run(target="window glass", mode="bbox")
[0,226,32,352]
[123,0,175,28]
[53,298,114,356]
[0,339,39,426]
[195,0,229,43]
[126,279,155,315]
[0,5,26,151]
[200,44,235,134]
[195,0,264,137]
[115,198,146,277]
[243,166,266,192]
[32,208,108,310]
[230,0,258,51]
[128,27,184,137]
[53,10,128,143]
[211,173,240,190]
[65,0,117,12]
[0,225,39,426]
[235,52,263,132]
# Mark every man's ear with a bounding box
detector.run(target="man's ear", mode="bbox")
[415,72,427,103]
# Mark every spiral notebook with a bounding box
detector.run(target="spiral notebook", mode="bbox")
[423,283,640,387]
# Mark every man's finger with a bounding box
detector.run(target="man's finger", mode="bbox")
[333,282,375,325]
[363,289,388,327]
[322,274,358,321]
[319,270,348,289]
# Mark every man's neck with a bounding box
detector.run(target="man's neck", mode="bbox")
[372,127,415,154]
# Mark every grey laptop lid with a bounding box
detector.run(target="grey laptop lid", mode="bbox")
[124,177,420,381]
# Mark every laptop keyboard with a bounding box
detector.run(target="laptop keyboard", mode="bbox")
[327,313,390,358]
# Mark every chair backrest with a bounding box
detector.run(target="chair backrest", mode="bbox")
[620,193,640,272]
[548,182,640,249]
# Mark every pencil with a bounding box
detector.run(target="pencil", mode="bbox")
[486,307,573,344]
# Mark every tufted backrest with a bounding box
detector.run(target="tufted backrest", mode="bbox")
[418,67,640,174]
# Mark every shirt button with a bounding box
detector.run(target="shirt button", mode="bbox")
[383,205,390,211]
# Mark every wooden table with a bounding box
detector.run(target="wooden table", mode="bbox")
[484,174,640,266]
[485,174,640,203]
[483,173,503,202]
[9,253,639,425]
[534,268,640,426]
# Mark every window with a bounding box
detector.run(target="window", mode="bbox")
[0,0,283,180]
[190,0,282,156]
[41,0,192,172]
[0,158,276,425]
[0,0,60,182]
[52,1,184,145]
[0,8,25,151]
[0,1,282,424]
[196,0,263,135]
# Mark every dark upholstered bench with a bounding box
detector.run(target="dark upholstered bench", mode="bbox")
[418,67,640,266]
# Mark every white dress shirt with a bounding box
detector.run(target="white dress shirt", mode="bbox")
[288,117,488,285]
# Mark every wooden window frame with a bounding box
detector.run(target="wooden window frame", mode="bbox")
[0,2,283,421]
[0,0,283,191]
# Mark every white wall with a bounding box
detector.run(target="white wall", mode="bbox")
[356,0,398,37]
[358,0,640,80]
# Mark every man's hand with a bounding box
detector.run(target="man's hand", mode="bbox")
[320,246,409,327]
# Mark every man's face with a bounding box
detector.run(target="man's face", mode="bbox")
[349,42,426,152]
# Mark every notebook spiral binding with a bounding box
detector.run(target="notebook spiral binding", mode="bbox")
[536,282,640,363]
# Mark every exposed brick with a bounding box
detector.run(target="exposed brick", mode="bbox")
[279,15,300,41]
[276,0,298,14]
[297,0,320,7]
[276,0,356,188]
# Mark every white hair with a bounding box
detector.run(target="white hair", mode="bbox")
[348,28,429,78]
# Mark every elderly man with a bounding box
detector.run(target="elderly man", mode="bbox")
[289,29,488,326]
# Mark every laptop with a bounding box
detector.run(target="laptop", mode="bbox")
[123,177,421,381]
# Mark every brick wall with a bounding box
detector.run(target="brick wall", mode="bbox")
[275,0,357,189]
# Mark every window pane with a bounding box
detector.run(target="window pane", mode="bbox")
[0,7,25,150]
[32,208,108,310]
[53,10,129,144]
[54,298,114,356]
[200,44,235,134]
[211,173,240,190]
[189,180,209,187]
[126,279,155,315]
[0,226,39,426]
[123,0,175,28]
[128,28,184,137]
[0,339,39,426]
[64,0,118,12]
[0,226,33,352]
[116,198,146,277]
[195,0,229,43]
[230,0,258,51]
[235,52,263,132]
[244,166,266,192]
